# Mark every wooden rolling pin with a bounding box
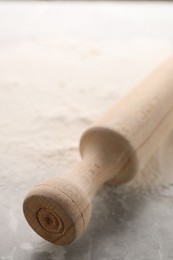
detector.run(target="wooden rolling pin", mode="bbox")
[23,57,173,245]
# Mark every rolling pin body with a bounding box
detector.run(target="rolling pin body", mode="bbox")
[23,57,173,245]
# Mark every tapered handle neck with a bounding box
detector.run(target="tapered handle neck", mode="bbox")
[65,156,105,199]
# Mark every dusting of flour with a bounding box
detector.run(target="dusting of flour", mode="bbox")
[0,40,172,191]
[0,39,172,196]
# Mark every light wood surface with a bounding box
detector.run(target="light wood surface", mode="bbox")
[23,57,173,245]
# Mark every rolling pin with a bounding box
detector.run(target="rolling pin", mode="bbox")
[23,57,173,245]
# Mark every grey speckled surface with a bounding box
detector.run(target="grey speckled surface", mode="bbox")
[1,2,173,260]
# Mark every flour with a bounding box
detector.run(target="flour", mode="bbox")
[0,38,173,199]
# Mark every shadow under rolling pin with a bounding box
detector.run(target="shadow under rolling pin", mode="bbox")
[23,57,173,245]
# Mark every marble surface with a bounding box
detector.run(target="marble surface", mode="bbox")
[1,2,173,260]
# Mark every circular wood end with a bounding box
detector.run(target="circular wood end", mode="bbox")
[23,184,84,245]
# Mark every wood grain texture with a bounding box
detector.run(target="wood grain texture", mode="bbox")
[23,57,173,245]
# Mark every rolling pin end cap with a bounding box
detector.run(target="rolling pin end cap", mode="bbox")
[23,178,92,245]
